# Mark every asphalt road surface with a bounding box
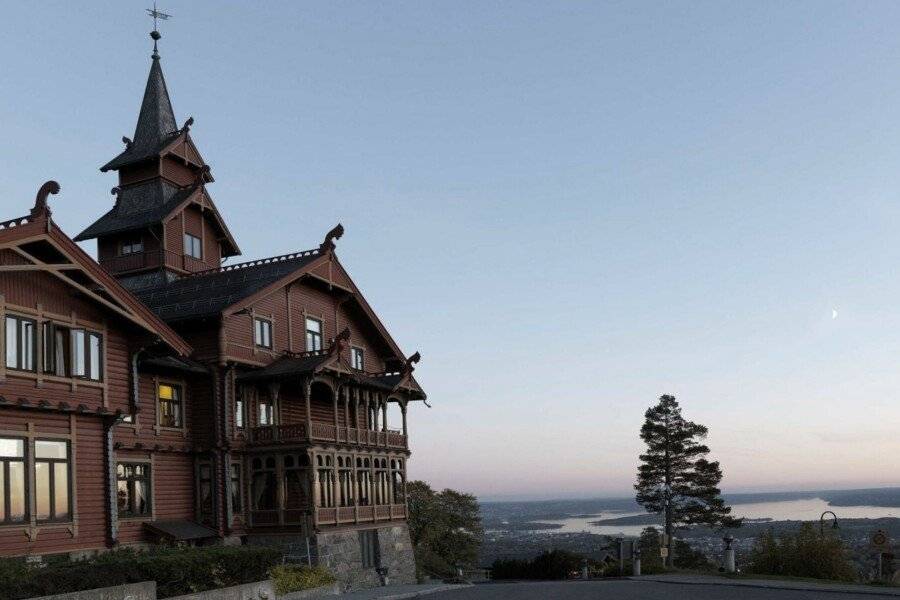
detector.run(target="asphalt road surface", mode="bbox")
[433,580,890,599]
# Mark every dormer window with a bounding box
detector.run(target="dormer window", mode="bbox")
[120,237,143,255]
[305,317,322,351]
[351,347,364,371]
[183,233,202,259]
[254,318,272,349]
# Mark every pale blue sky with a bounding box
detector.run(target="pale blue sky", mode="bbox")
[2,1,900,500]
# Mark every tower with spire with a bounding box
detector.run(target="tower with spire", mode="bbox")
[76,29,240,289]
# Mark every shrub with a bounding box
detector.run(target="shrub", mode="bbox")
[745,524,856,582]
[269,565,336,596]
[0,545,284,600]
[491,550,598,580]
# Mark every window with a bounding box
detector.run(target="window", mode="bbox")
[338,456,354,507]
[117,463,151,517]
[0,438,26,524]
[120,237,144,255]
[43,324,103,381]
[230,463,243,514]
[305,317,322,351]
[250,456,277,512]
[316,455,335,508]
[374,458,389,505]
[254,318,272,349]
[158,383,183,428]
[183,233,202,259]
[356,458,371,507]
[258,397,275,426]
[391,458,405,504]
[360,530,380,568]
[351,347,364,371]
[283,453,310,513]
[35,440,70,522]
[5,315,36,371]
[235,396,245,430]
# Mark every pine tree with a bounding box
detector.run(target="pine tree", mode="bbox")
[635,394,741,566]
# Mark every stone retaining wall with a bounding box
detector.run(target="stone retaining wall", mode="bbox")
[30,582,156,600]
[315,524,416,590]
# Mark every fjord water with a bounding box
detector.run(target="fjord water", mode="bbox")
[531,497,900,537]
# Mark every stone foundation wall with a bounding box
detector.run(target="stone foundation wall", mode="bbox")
[314,524,416,591]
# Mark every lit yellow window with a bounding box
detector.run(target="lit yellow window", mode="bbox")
[158,384,174,400]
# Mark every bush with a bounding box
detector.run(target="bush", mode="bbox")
[269,565,336,596]
[0,545,284,600]
[745,524,856,582]
[491,550,600,580]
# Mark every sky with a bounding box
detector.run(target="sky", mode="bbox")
[2,1,900,501]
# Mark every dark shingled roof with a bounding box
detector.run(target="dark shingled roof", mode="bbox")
[136,250,322,321]
[75,180,197,241]
[102,54,179,172]
[236,354,332,382]
[141,355,209,374]
[145,520,217,541]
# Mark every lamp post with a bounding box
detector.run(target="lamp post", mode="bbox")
[820,511,839,535]
[723,534,735,573]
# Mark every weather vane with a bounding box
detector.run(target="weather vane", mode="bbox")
[146,2,172,58]
[146,2,172,32]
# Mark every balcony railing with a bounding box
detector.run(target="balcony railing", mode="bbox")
[249,503,408,529]
[100,250,220,274]
[248,422,407,449]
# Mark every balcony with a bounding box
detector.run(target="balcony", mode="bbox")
[100,250,219,274]
[247,422,408,450]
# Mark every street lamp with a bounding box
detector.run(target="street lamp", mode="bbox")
[820,511,839,535]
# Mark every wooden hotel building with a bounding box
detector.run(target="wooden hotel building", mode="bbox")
[0,30,424,587]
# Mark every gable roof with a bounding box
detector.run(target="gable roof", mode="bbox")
[136,250,325,321]
[75,179,192,241]
[74,180,241,257]
[0,183,192,356]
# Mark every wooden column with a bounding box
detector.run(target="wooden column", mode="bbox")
[343,387,350,428]
[382,396,388,432]
[365,391,371,431]
[332,386,340,442]
[401,400,408,438]
[303,379,312,440]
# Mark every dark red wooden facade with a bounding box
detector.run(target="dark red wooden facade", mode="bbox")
[0,35,424,558]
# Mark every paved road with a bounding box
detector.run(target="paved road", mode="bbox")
[430,580,889,599]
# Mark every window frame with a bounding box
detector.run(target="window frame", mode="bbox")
[120,237,144,256]
[258,396,276,427]
[305,317,323,352]
[253,317,273,349]
[157,381,185,429]
[116,461,152,519]
[351,347,365,371]
[0,437,27,525]
[34,439,71,524]
[5,314,36,372]
[183,233,203,259]
[42,322,104,382]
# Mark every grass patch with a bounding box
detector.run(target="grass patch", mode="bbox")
[269,565,336,596]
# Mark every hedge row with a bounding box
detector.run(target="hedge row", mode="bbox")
[0,545,283,600]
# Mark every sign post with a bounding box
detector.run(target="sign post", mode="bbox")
[870,530,891,580]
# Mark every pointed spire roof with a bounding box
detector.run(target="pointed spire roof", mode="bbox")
[100,32,181,172]
[133,39,177,151]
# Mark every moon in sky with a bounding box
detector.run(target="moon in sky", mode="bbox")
[832,308,838,320]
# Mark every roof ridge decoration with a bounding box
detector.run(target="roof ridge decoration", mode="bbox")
[185,248,321,279]
[31,180,60,218]
[319,223,344,253]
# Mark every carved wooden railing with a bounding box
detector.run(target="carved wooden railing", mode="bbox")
[248,423,308,444]
[310,504,406,528]
[99,249,220,274]
[248,422,407,449]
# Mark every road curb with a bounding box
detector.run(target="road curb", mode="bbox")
[346,583,473,599]
[631,576,900,597]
